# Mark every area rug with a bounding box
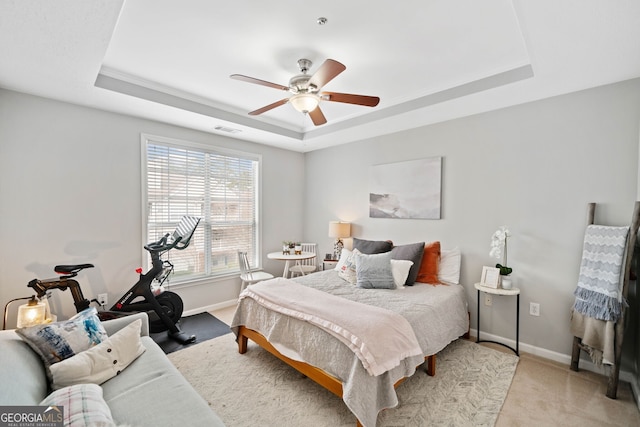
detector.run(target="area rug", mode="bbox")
[150,312,230,354]
[168,334,519,426]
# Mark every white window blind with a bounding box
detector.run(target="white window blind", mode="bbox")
[143,135,260,282]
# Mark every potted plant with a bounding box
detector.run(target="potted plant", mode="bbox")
[490,226,513,289]
[282,241,292,255]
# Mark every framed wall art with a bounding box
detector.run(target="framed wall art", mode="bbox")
[369,156,442,219]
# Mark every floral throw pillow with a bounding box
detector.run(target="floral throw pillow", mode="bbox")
[337,248,360,284]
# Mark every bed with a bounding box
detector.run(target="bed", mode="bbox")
[231,245,468,427]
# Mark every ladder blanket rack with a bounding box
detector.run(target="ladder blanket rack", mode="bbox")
[570,201,640,399]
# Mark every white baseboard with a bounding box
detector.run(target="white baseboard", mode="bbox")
[470,328,638,395]
[182,299,237,317]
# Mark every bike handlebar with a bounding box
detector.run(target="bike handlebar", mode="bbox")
[144,233,184,253]
[143,216,201,254]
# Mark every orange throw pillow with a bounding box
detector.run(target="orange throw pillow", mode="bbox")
[416,241,441,285]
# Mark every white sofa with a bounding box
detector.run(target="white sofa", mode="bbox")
[0,312,225,426]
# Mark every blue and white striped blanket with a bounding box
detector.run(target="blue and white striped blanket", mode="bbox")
[573,225,629,322]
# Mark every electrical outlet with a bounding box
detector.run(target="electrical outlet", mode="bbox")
[530,302,540,316]
[97,293,108,307]
[484,294,492,306]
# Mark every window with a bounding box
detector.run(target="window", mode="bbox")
[142,134,261,283]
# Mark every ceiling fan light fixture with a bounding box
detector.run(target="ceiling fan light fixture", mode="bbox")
[290,93,319,113]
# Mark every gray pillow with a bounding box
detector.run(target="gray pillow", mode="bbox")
[391,242,425,285]
[355,251,395,289]
[352,237,393,254]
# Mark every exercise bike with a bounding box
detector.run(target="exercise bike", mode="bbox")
[28,216,201,344]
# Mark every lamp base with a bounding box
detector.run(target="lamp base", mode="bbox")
[333,239,344,260]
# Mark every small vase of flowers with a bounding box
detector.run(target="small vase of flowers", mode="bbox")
[490,226,513,289]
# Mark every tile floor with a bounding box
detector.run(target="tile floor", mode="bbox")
[212,305,640,426]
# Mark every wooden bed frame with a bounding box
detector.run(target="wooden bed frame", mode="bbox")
[236,325,436,426]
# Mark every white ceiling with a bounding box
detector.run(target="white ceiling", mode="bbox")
[1,1,640,153]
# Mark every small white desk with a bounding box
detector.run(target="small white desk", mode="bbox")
[474,282,520,356]
[267,251,316,277]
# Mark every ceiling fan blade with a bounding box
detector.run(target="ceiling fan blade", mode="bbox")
[230,74,289,91]
[308,106,327,126]
[308,59,346,89]
[248,98,289,115]
[321,91,380,107]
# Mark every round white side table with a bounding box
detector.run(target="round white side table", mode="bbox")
[474,282,520,356]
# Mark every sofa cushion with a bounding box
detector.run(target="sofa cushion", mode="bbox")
[40,383,115,427]
[16,307,107,378]
[102,336,225,426]
[0,330,48,404]
[50,319,146,390]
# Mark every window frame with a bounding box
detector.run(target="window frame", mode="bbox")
[140,133,263,285]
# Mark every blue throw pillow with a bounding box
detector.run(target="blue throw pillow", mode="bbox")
[355,251,395,289]
[16,307,108,378]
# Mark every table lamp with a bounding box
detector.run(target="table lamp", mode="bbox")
[3,295,48,330]
[17,296,46,328]
[328,221,351,260]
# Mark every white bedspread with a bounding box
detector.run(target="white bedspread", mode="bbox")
[240,278,423,376]
[231,270,468,427]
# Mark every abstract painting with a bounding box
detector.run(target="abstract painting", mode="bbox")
[369,157,442,219]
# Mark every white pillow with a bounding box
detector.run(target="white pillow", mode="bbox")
[334,248,352,271]
[40,383,115,427]
[335,248,360,284]
[438,247,461,284]
[50,319,146,390]
[390,259,414,287]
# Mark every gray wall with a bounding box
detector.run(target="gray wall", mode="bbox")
[0,89,305,325]
[2,78,639,364]
[304,78,640,359]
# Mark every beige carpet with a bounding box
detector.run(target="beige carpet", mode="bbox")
[168,333,519,426]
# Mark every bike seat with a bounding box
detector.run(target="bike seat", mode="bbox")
[55,264,94,275]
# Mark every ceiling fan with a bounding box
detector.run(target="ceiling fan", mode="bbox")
[230,58,380,126]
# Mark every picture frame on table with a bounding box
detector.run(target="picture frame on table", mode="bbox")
[480,266,501,289]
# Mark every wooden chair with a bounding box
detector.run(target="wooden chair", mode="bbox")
[570,201,640,399]
[238,251,274,291]
[288,243,317,277]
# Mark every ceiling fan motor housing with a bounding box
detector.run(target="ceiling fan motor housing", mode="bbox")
[289,74,317,94]
[297,58,312,73]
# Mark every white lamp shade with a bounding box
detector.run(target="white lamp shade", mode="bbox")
[17,300,46,328]
[328,222,351,238]
[290,93,320,113]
